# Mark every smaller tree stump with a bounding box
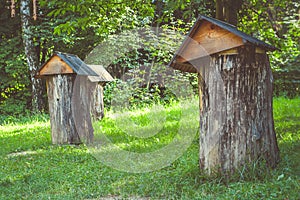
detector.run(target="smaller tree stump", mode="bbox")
[36,52,113,144]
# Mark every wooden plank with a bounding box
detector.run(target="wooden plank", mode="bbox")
[218,47,266,56]
[177,21,244,62]
[87,65,114,82]
[255,47,265,54]
[218,48,239,55]
[40,55,74,75]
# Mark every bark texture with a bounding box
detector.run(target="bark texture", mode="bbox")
[46,75,96,144]
[197,46,280,174]
[90,83,105,120]
[72,76,95,144]
[46,75,80,144]
[20,0,45,112]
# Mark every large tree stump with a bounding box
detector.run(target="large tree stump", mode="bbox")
[198,47,280,174]
[46,75,81,144]
[37,53,112,144]
[46,75,94,144]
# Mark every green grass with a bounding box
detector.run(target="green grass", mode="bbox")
[0,97,299,199]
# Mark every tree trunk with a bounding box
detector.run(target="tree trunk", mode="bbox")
[46,75,81,144]
[20,0,45,112]
[46,75,94,144]
[216,0,242,26]
[197,47,280,174]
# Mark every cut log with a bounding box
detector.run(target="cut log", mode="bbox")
[46,75,80,144]
[197,46,280,174]
[46,75,94,144]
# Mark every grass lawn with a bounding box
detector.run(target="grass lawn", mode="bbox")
[0,97,299,199]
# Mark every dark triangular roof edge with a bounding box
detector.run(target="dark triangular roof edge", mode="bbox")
[168,15,278,72]
[54,52,98,76]
[36,51,98,77]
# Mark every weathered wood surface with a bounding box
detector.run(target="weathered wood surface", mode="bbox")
[197,46,280,174]
[40,55,74,75]
[46,75,80,144]
[46,75,95,144]
[72,76,95,144]
[90,83,104,120]
[177,21,244,63]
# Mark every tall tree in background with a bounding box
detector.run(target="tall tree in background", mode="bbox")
[20,0,45,112]
[216,0,242,26]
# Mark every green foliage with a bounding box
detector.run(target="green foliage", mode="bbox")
[0,36,31,115]
[239,0,300,97]
[1,0,299,116]
[0,0,31,115]
[87,23,198,108]
[0,98,299,199]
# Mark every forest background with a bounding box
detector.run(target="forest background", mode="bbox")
[0,0,299,115]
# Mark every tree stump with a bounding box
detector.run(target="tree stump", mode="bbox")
[198,46,280,174]
[37,53,113,145]
[46,75,81,144]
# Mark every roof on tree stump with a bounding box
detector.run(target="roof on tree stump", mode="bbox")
[169,15,277,73]
[36,52,113,82]
[87,65,114,82]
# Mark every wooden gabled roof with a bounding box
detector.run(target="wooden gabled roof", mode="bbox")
[36,52,114,83]
[200,15,276,51]
[36,52,98,77]
[169,15,277,73]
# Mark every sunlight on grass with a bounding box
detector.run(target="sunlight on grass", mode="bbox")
[88,98,199,173]
[0,97,299,199]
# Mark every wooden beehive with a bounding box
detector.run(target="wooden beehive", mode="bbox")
[170,15,277,73]
[169,15,280,174]
[36,52,113,144]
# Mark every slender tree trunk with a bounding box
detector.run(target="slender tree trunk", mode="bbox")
[152,0,164,27]
[20,0,45,112]
[197,47,280,174]
[216,0,225,21]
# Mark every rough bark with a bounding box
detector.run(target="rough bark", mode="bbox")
[46,75,95,144]
[72,76,95,144]
[46,75,80,144]
[197,46,280,174]
[90,83,105,120]
[20,0,45,112]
